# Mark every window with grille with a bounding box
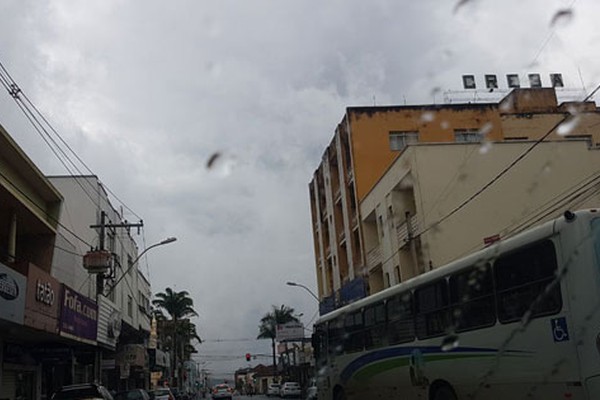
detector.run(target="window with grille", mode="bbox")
[389,131,419,151]
[454,129,483,143]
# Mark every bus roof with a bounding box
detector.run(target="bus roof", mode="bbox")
[314,208,598,326]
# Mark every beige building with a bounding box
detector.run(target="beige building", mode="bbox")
[360,140,600,293]
[309,87,600,312]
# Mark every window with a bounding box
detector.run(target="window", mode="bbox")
[364,302,386,349]
[495,240,562,323]
[327,318,344,356]
[389,131,419,151]
[387,293,415,344]
[127,295,133,317]
[394,266,401,284]
[565,134,593,147]
[343,311,364,353]
[378,215,385,237]
[415,280,450,339]
[384,272,390,288]
[450,265,496,332]
[454,129,482,143]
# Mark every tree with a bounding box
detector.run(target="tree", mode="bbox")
[153,288,199,386]
[257,304,300,377]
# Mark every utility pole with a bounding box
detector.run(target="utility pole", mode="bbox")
[89,211,143,295]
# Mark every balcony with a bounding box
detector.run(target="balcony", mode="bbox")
[397,214,420,247]
[366,245,382,270]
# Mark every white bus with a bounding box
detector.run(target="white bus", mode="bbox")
[312,209,600,400]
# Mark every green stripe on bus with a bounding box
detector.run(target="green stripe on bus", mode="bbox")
[352,353,516,382]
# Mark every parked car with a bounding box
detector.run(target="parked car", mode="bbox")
[149,388,174,400]
[280,382,301,398]
[52,383,114,400]
[114,389,151,400]
[211,384,233,400]
[267,383,281,397]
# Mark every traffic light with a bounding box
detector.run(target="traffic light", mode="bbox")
[245,353,251,362]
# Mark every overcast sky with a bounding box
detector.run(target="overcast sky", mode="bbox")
[0,0,599,381]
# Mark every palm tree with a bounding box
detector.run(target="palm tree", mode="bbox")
[153,288,199,386]
[257,304,300,376]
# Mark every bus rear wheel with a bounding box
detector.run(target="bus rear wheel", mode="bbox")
[432,384,457,400]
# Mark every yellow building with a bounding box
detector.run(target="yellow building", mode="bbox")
[309,87,600,312]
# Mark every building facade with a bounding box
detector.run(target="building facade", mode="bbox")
[309,87,600,313]
[48,175,152,391]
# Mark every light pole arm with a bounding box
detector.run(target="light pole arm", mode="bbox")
[286,281,319,302]
[105,237,176,296]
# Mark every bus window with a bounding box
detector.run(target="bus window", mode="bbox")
[313,324,327,367]
[387,293,415,344]
[495,240,562,323]
[364,301,386,349]
[344,311,365,353]
[416,280,450,339]
[327,317,344,356]
[450,264,496,332]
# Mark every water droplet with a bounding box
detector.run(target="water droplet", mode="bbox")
[479,122,493,136]
[453,0,473,14]
[206,152,222,169]
[318,366,328,376]
[430,87,442,97]
[557,116,580,136]
[479,141,493,154]
[441,120,450,129]
[453,308,462,318]
[420,112,435,123]
[441,334,459,352]
[550,8,574,28]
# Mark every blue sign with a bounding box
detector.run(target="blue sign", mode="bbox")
[551,317,569,342]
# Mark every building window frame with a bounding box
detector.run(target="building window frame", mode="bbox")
[389,131,419,152]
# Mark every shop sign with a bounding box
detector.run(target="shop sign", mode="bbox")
[276,322,304,342]
[117,344,147,368]
[0,262,26,324]
[149,348,170,369]
[59,284,98,343]
[24,263,60,333]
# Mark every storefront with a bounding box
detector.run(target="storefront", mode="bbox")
[116,344,148,390]
[0,261,30,400]
[148,348,170,389]
[58,284,100,385]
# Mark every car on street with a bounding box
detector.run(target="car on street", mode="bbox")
[211,384,233,400]
[148,388,174,400]
[114,389,151,400]
[267,383,281,397]
[51,383,114,400]
[280,382,301,398]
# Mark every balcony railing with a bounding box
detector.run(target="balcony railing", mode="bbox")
[366,245,382,270]
[397,214,420,247]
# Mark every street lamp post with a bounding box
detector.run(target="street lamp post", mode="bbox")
[286,281,319,302]
[106,237,177,296]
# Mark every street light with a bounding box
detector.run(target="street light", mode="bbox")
[286,281,319,302]
[106,237,177,296]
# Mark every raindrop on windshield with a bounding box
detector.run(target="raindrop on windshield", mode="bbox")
[479,140,493,154]
[550,8,574,27]
[207,152,222,169]
[441,334,460,352]
[557,116,580,136]
[420,112,435,123]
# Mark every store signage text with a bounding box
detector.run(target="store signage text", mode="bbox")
[35,279,55,306]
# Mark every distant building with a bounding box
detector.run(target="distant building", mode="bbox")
[309,87,600,313]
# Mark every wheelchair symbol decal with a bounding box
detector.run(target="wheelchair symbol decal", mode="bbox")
[551,317,569,342]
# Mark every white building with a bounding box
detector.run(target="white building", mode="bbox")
[48,175,152,388]
[360,140,600,293]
